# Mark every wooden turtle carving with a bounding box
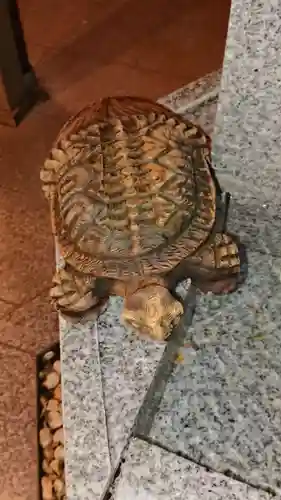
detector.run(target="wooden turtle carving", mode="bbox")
[41,96,243,341]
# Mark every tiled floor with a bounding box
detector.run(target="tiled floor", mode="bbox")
[0,0,230,498]
[111,439,272,500]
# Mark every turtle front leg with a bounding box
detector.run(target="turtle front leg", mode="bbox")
[188,233,244,294]
[50,263,108,322]
[122,285,183,341]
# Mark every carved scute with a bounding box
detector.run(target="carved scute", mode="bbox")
[41,96,216,278]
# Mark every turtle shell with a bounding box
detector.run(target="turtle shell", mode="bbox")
[41,96,216,278]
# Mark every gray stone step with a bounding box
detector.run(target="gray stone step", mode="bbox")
[60,304,165,500]
[142,249,281,494]
[111,438,273,500]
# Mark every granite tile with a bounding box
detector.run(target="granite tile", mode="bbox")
[60,296,165,499]
[184,97,219,136]
[60,318,111,500]
[161,75,278,202]
[147,251,281,493]
[0,418,37,500]
[149,190,281,332]
[214,169,269,202]
[159,70,220,115]
[0,292,59,354]
[111,438,272,500]
[182,251,281,345]
[212,0,281,203]
[223,192,281,258]
[0,187,54,304]
[97,298,165,467]
[159,74,220,137]
[166,90,281,258]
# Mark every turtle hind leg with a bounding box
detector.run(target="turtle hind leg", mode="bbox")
[188,233,247,295]
[50,263,108,323]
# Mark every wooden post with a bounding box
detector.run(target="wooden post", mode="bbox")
[0,0,48,126]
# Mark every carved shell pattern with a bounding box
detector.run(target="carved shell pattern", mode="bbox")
[41,97,216,278]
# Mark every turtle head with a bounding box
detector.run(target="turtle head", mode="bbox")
[121,285,183,341]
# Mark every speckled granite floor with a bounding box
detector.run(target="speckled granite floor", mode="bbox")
[60,70,280,500]
[111,439,272,500]
[144,250,281,493]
